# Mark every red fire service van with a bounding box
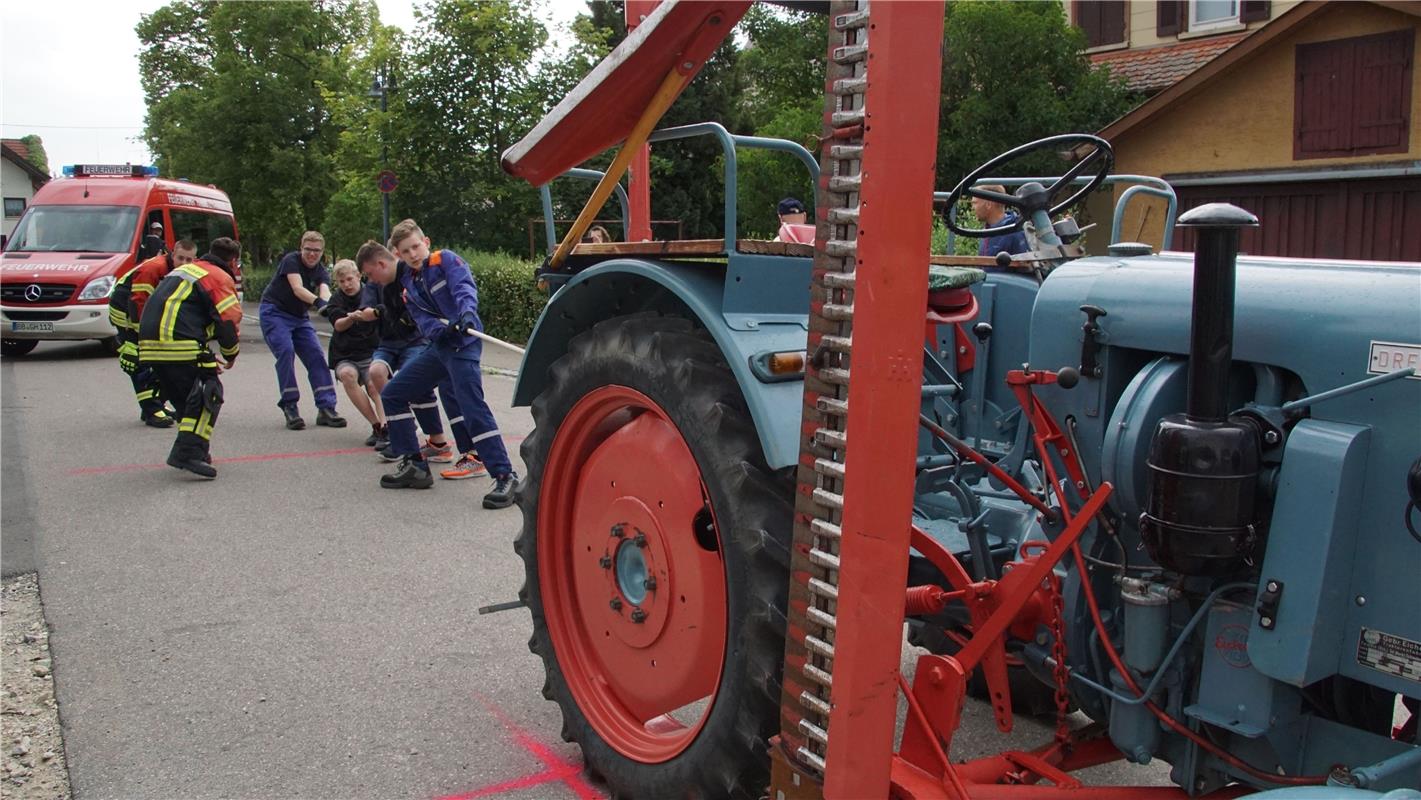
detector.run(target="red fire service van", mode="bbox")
[0,164,240,357]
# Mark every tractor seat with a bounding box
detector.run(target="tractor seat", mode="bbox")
[927,265,986,318]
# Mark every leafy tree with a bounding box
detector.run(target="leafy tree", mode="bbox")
[733,5,826,238]
[137,1,374,263]
[394,0,551,253]
[937,0,1133,188]
[17,135,49,175]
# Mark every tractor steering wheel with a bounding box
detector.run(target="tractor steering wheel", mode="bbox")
[943,134,1114,238]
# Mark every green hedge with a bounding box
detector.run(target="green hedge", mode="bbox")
[462,250,546,345]
[239,250,547,345]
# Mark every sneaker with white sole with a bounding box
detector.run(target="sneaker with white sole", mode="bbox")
[420,438,455,463]
[439,452,487,480]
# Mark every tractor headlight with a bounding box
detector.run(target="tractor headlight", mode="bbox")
[77,276,116,301]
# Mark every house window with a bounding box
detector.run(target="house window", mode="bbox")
[3,198,24,218]
[1295,30,1414,159]
[1159,1,1269,36]
[1190,0,1238,30]
[1074,1,1127,49]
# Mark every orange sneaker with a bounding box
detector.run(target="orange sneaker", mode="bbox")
[439,452,487,480]
[420,438,455,463]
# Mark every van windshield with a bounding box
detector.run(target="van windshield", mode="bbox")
[3,205,141,254]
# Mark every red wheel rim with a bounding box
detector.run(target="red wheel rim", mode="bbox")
[539,385,728,762]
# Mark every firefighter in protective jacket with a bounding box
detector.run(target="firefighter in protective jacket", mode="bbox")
[137,237,243,479]
[108,240,196,428]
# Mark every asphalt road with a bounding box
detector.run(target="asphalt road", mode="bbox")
[0,314,1164,798]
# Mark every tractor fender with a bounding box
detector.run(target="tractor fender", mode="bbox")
[514,258,808,470]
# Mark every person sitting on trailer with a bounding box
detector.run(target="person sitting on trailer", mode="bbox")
[773,196,815,244]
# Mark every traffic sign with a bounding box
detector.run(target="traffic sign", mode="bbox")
[377,170,399,194]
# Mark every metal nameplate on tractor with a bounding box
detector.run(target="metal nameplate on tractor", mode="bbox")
[1356,627,1421,683]
[1368,341,1421,379]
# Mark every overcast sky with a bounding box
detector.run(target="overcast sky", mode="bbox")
[1,1,577,176]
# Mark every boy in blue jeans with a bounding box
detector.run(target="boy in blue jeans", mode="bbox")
[376,220,516,507]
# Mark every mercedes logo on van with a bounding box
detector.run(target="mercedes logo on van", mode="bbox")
[24,284,41,302]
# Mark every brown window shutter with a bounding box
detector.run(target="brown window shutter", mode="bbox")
[1350,30,1414,153]
[1157,0,1183,37]
[1240,1,1271,24]
[1295,39,1354,158]
[1077,1,1127,48]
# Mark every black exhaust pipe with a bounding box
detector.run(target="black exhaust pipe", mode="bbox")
[1140,204,1264,576]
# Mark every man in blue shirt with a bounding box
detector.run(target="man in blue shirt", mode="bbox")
[971,184,1030,262]
[258,230,346,430]
[377,219,517,508]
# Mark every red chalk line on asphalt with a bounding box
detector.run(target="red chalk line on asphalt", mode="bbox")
[437,694,603,800]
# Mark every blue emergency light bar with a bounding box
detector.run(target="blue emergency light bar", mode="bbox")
[62,164,160,178]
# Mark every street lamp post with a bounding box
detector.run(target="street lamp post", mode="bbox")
[369,68,397,244]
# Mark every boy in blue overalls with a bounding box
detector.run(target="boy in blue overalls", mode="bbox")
[258,230,346,430]
[378,219,517,508]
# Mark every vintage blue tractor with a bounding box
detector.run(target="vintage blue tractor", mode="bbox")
[498,3,1421,798]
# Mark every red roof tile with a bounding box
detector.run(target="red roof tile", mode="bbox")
[2,138,30,161]
[1091,33,1250,93]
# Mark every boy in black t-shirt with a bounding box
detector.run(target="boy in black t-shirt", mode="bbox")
[257,230,345,430]
[322,260,384,442]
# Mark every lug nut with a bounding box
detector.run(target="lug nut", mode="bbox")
[1264,430,1280,445]
[1265,580,1280,593]
[630,608,647,623]
[599,555,612,569]
[633,532,648,548]
[610,598,623,611]
[611,524,625,539]
[644,576,657,590]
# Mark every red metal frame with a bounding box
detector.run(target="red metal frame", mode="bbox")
[818,3,948,796]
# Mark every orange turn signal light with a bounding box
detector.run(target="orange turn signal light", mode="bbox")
[767,351,807,375]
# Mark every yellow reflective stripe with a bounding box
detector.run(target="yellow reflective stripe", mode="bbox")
[195,407,214,439]
[172,264,207,281]
[215,295,238,313]
[158,281,194,339]
[136,389,157,401]
[219,343,240,357]
[179,418,198,433]
[132,282,155,294]
[137,340,201,350]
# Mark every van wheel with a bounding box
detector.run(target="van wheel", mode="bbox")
[99,336,120,356]
[1,339,38,357]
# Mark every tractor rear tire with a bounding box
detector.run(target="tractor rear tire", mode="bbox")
[0,339,37,357]
[514,314,793,799]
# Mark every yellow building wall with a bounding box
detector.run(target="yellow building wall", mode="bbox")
[1109,3,1420,248]
[1125,0,1303,50]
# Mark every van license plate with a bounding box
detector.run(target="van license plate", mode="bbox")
[10,321,53,333]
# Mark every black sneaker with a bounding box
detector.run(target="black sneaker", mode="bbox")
[483,471,520,509]
[316,407,347,428]
[283,405,306,430]
[373,430,390,450]
[363,425,382,447]
[167,453,217,480]
[380,456,433,490]
[376,443,401,462]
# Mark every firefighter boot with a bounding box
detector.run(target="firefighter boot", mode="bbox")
[167,440,216,480]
